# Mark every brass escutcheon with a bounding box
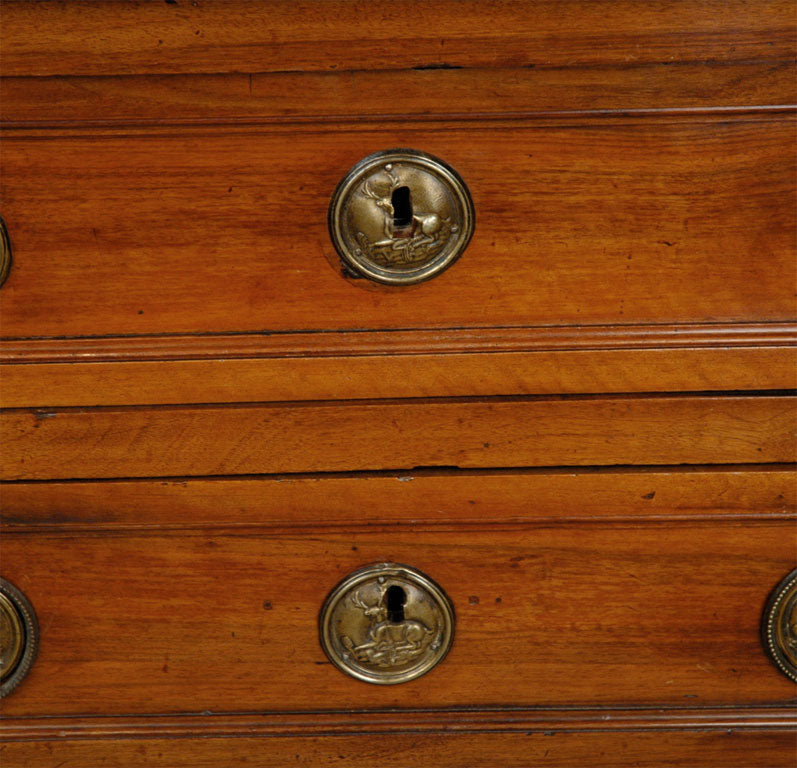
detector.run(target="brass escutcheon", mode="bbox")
[328,150,475,285]
[0,578,38,697]
[0,217,11,288]
[762,568,797,683]
[319,563,455,684]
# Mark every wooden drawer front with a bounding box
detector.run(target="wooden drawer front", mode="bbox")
[3,0,794,78]
[0,117,794,339]
[1,469,795,715]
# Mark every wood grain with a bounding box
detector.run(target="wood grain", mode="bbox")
[1,395,793,480]
[2,323,795,363]
[2,467,792,531]
[0,521,794,715]
[3,707,794,739]
[1,1,793,764]
[2,347,795,408]
[3,323,793,406]
[3,62,795,127]
[2,730,794,768]
[3,0,794,77]
[1,118,794,339]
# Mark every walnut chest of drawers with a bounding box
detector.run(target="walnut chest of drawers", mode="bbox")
[0,2,795,766]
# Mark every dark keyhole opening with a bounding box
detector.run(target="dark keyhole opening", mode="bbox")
[391,186,413,230]
[385,585,406,623]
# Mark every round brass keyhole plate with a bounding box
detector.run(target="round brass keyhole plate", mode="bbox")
[0,216,11,289]
[328,149,475,285]
[319,563,455,685]
[0,578,38,697]
[762,568,797,683]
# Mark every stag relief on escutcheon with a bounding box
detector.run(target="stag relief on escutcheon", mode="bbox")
[341,582,442,668]
[328,150,474,285]
[320,563,455,684]
[353,163,459,268]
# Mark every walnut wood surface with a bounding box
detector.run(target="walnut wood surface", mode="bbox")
[0,519,794,715]
[2,395,793,481]
[0,118,794,339]
[3,467,792,530]
[3,0,794,77]
[2,730,794,768]
[3,62,795,127]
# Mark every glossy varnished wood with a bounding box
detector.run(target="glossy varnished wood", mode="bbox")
[2,346,795,408]
[1,324,795,408]
[3,324,794,408]
[3,63,795,127]
[3,707,795,740]
[0,118,794,338]
[3,467,793,530]
[2,395,793,480]
[3,0,794,77]
[3,323,794,363]
[1,729,794,768]
[0,519,794,714]
[1,1,794,764]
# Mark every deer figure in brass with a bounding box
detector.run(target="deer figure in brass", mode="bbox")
[361,164,443,251]
[342,586,437,668]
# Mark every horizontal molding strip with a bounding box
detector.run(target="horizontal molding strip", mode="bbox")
[2,395,793,480]
[2,109,795,140]
[1,56,795,128]
[1,465,793,533]
[3,322,795,364]
[3,516,795,538]
[2,106,795,133]
[2,325,795,407]
[1,707,794,741]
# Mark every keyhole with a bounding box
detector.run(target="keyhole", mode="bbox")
[391,186,413,229]
[385,585,406,623]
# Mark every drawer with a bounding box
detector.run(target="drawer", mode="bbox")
[1,2,794,765]
[0,118,794,339]
[1,469,795,716]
